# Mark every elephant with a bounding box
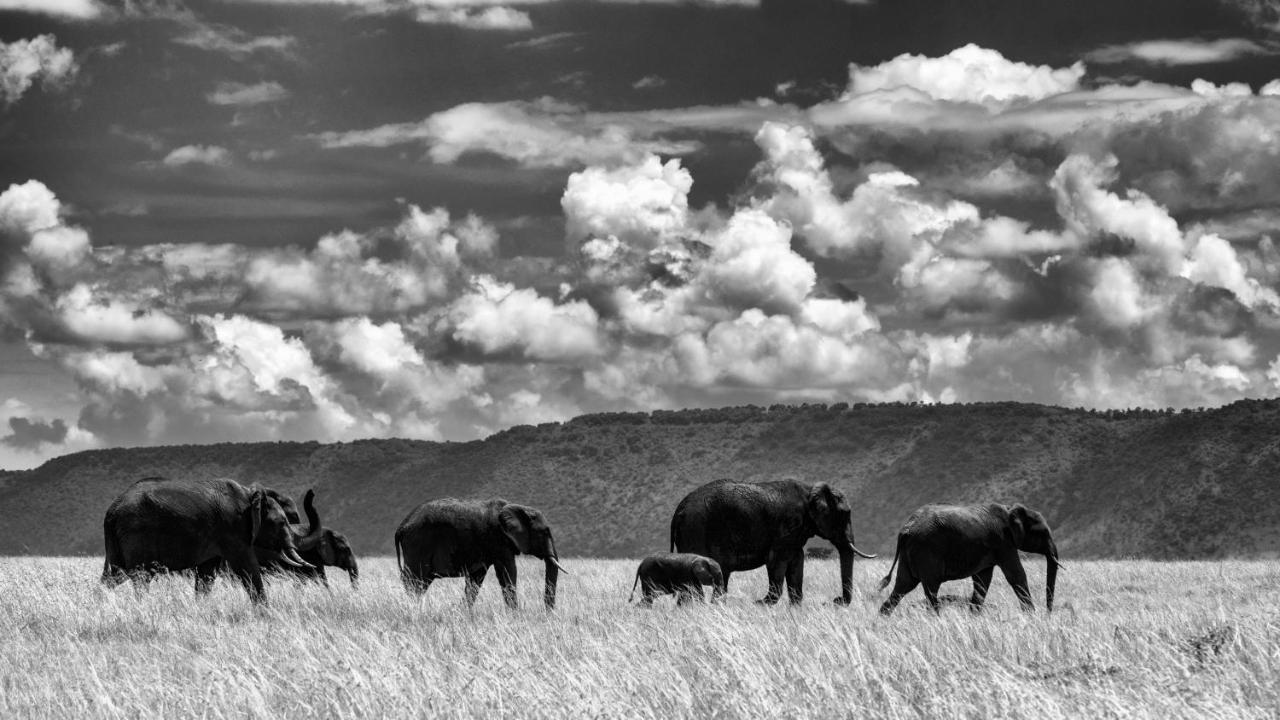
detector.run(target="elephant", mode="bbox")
[628,552,724,606]
[395,498,566,609]
[877,503,1060,616]
[199,489,360,589]
[670,479,876,606]
[101,476,311,604]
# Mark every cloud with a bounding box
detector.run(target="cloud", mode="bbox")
[844,44,1084,108]
[413,6,533,29]
[313,99,702,168]
[1088,38,1273,65]
[1,416,69,450]
[443,276,602,361]
[562,155,693,246]
[0,35,78,106]
[0,0,103,20]
[206,81,290,106]
[161,145,232,166]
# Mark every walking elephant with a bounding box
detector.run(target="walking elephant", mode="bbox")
[629,552,724,606]
[395,498,566,609]
[101,476,311,604]
[200,489,360,590]
[670,479,876,606]
[878,503,1060,616]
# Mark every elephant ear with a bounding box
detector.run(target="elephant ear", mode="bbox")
[805,483,835,526]
[1007,504,1028,547]
[318,531,338,565]
[499,505,534,555]
[247,490,264,544]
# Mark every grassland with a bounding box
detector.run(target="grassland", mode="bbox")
[2,557,1276,719]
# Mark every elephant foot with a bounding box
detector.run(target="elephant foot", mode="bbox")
[832,596,851,606]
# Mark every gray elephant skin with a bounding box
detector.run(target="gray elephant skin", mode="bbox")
[202,489,360,589]
[629,552,724,606]
[101,476,312,604]
[395,498,566,609]
[670,479,876,606]
[878,503,1060,616]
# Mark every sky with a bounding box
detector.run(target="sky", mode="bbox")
[1,0,1280,468]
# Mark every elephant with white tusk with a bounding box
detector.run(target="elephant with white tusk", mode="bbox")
[101,476,311,605]
[670,479,877,606]
[395,498,565,609]
[878,503,1060,617]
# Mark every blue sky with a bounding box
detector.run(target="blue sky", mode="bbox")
[1,0,1279,468]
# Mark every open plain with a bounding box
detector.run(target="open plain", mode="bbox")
[1,557,1277,719]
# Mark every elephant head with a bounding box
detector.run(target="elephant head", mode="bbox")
[500,503,566,608]
[1008,504,1059,612]
[295,489,359,585]
[247,488,311,570]
[694,558,724,593]
[806,483,876,605]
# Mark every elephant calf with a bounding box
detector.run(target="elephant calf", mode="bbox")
[629,553,724,606]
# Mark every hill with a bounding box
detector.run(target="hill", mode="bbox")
[2,399,1280,559]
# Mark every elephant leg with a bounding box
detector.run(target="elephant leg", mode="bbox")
[785,555,805,605]
[921,579,942,614]
[495,557,519,609]
[676,586,692,606]
[969,567,994,613]
[231,566,265,605]
[639,578,657,606]
[464,566,488,606]
[194,558,221,595]
[998,556,1034,611]
[402,561,432,596]
[879,570,919,617]
[759,558,787,605]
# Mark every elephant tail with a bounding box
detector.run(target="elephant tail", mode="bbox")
[669,511,680,553]
[878,534,903,591]
[101,517,126,587]
[628,567,641,603]
[394,533,404,577]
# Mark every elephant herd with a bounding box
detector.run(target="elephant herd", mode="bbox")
[100,475,1060,617]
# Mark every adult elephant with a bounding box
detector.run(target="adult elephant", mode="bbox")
[101,476,311,604]
[200,490,360,589]
[878,503,1060,616]
[670,479,876,606]
[395,498,566,609]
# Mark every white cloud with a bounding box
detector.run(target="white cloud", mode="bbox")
[0,0,103,20]
[414,6,533,29]
[313,99,699,167]
[444,276,602,361]
[562,155,692,245]
[206,81,289,106]
[0,35,77,106]
[162,145,232,167]
[844,44,1084,108]
[1088,38,1272,66]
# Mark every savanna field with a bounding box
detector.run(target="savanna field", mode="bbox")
[2,557,1277,719]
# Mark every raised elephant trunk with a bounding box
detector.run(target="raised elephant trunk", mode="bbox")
[302,489,320,536]
[1045,539,1059,613]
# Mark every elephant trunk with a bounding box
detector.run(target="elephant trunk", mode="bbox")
[1045,540,1059,613]
[346,561,359,588]
[836,544,854,605]
[543,557,559,610]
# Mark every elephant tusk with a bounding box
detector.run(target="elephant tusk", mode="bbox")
[549,557,569,574]
[283,548,314,569]
[852,545,877,559]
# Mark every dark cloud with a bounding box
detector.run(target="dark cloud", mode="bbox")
[2,416,68,449]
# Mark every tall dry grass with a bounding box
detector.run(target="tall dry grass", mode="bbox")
[1,557,1276,719]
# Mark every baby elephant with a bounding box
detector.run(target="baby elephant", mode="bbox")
[629,553,724,606]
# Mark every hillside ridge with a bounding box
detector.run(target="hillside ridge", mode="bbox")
[3,398,1280,559]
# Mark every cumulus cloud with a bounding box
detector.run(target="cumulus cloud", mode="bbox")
[844,44,1084,108]
[443,276,602,361]
[1,416,68,450]
[0,35,78,106]
[562,155,693,246]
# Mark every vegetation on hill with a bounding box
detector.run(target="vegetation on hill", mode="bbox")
[3,399,1280,559]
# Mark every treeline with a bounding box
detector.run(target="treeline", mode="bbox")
[2,398,1280,559]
